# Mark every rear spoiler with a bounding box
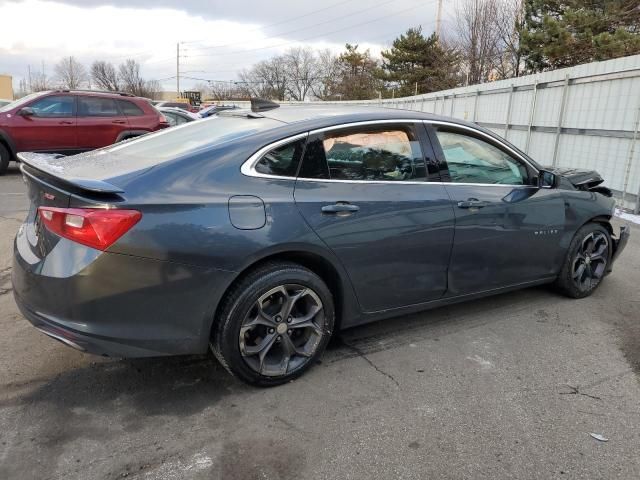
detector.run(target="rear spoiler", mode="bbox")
[17,152,124,194]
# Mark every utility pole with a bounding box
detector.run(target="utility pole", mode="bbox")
[435,0,443,39]
[27,65,32,93]
[176,42,180,98]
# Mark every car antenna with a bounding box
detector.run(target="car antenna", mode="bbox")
[251,98,280,113]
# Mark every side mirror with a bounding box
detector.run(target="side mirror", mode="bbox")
[538,169,557,189]
[18,107,35,117]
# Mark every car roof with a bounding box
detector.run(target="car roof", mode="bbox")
[221,104,478,130]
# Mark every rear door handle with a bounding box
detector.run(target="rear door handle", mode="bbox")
[321,203,360,214]
[112,120,127,124]
[457,199,490,209]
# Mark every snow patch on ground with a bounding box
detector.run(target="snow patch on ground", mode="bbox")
[615,208,640,225]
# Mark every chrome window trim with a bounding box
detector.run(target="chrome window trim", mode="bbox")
[240,118,540,187]
[240,132,309,180]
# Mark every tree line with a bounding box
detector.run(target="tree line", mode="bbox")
[16,0,640,101]
[16,57,161,99]
[213,0,640,101]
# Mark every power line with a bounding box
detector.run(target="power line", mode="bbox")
[190,0,403,52]
[182,0,358,46]
[187,0,434,58]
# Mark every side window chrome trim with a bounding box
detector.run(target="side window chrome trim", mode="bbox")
[240,132,309,179]
[295,177,534,188]
[424,120,539,173]
[240,118,540,184]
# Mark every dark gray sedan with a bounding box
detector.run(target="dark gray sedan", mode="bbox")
[12,102,629,386]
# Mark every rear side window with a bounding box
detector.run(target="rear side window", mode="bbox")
[299,124,426,181]
[78,97,119,117]
[255,138,306,177]
[29,95,74,118]
[118,100,145,116]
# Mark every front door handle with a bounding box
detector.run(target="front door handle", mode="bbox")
[58,120,74,125]
[457,199,490,209]
[321,203,360,214]
[112,120,127,124]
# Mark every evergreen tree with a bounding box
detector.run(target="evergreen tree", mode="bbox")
[334,44,382,100]
[521,0,640,72]
[378,28,461,96]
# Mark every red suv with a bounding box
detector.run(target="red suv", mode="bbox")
[0,90,169,175]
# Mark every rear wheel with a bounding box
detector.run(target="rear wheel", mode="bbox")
[211,262,334,387]
[554,223,611,298]
[0,143,10,176]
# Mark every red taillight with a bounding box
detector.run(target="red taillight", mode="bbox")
[38,207,141,251]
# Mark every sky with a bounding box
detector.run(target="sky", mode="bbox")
[0,0,451,92]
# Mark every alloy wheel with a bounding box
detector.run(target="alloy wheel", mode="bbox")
[572,231,608,291]
[239,284,325,377]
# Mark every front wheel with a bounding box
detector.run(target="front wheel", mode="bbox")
[554,223,612,298]
[211,262,335,387]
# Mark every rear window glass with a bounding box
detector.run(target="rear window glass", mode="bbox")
[255,139,306,177]
[118,100,145,116]
[33,116,282,179]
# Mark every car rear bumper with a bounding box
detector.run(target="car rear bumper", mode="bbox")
[12,229,234,358]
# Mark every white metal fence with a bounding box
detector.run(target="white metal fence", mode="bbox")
[298,55,640,213]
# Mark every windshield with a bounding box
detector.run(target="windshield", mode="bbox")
[0,92,47,112]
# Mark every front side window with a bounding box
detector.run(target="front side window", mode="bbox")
[299,124,426,181]
[78,97,119,117]
[29,95,74,118]
[255,138,306,177]
[435,130,527,185]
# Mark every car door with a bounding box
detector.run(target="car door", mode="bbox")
[426,122,566,297]
[76,96,129,149]
[294,121,455,313]
[10,94,76,152]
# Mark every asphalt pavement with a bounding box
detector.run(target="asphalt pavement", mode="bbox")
[1,162,639,479]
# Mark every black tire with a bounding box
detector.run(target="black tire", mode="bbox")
[554,222,612,298]
[211,262,335,387]
[0,143,10,176]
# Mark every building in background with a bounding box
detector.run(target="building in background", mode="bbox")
[0,75,13,100]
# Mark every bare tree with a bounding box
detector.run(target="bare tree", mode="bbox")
[239,56,289,100]
[142,80,161,100]
[454,0,501,84]
[118,59,146,96]
[494,0,525,79]
[54,56,88,89]
[283,47,319,101]
[91,61,120,91]
[311,49,341,100]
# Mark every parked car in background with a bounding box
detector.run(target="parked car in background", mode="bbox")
[0,99,12,108]
[12,101,629,386]
[154,101,198,113]
[198,104,239,118]
[0,90,169,175]
[158,106,199,127]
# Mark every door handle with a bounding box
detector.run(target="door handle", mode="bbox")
[457,199,490,209]
[321,203,360,214]
[58,121,74,125]
[112,120,127,124]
